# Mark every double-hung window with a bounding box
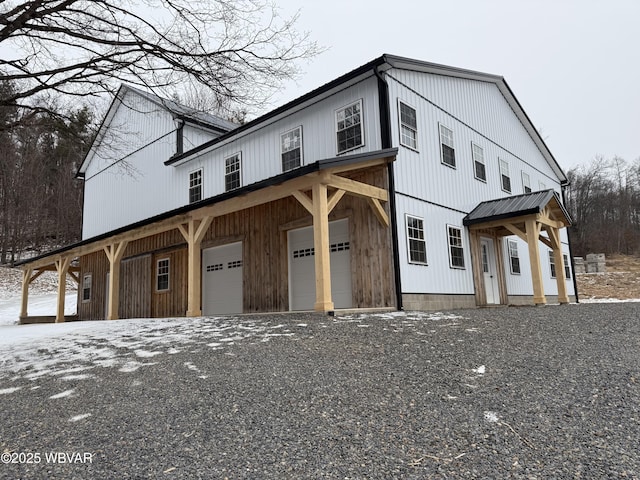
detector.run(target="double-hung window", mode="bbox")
[398,101,417,150]
[82,274,92,302]
[522,171,532,193]
[225,153,241,192]
[447,225,465,269]
[281,126,303,172]
[549,250,557,278]
[499,158,511,193]
[439,124,456,168]
[472,143,486,182]
[189,169,202,204]
[564,254,572,279]
[508,240,521,274]
[156,258,170,292]
[406,215,427,264]
[336,100,364,154]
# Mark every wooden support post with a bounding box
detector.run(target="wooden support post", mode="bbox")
[178,217,213,317]
[20,267,32,318]
[548,226,569,304]
[104,241,129,320]
[54,257,71,323]
[525,219,546,305]
[468,231,485,306]
[312,182,334,312]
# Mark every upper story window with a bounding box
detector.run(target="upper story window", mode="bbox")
[439,124,455,168]
[447,225,465,269]
[156,258,170,291]
[472,143,486,182]
[508,240,520,274]
[82,274,92,302]
[225,153,241,192]
[281,126,303,172]
[336,100,363,154]
[499,158,511,193]
[398,101,417,150]
[522,171,532,193]
[406,215,427,265]
[189,169,202,204]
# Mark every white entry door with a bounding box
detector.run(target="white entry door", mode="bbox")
[480,238,500,305]
[288,219,352,311]
[202,242,243,315]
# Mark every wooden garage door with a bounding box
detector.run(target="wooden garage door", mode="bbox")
[288,219,352,311]
[202,242,243,315]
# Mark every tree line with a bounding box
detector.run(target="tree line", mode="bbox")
[565,156,640,257]
[0,80,94,264]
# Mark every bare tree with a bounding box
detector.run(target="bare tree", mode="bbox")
[0,0,319,129]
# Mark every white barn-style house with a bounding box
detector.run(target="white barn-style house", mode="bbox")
[17,54,576,322]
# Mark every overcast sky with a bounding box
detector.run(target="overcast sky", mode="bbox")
[271,0,639,172]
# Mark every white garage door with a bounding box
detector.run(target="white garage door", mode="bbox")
[202,242,243,315]
[289,219,352,311]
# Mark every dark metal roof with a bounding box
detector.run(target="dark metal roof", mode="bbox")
[463,190,571,227]
[16,148,397,267]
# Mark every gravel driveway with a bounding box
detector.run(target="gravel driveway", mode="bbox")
[1,302,639,479]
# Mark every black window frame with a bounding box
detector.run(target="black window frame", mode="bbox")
[281,126,303,172]
[189,168,202,204]
[225,152,242,192]
[406,214,427,265]
[447,225,465,269]
[336,100,364,154]
[508,240,521,274]
[398,100,418,150]
[439,124,456,168]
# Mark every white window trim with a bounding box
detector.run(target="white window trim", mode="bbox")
[156,258,170,292]
[471,142,486,183]
[397,99,418,151]
[335,99,364,155]
[522,171,531,194]
[82,273,92,303]
[405,214,428,266]
[439,123,456,169]
[499,158,511,193]
[281,126,304,172]
[507,239,521,275]
[446,224,466,270]
[224,152,242,192]
[189,168,203,204]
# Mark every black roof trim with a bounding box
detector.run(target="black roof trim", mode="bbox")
[16,148,397,267]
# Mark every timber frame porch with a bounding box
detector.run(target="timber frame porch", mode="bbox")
[16,148,398,323]
[463,189,573,306]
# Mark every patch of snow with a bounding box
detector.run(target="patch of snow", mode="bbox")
[473,365,486,375]
[50,389,75,399]
[0,387,22,395]
[484,411,499,423]
[578,298,640,303]
[134,349,163,358]
[69,413,91,422]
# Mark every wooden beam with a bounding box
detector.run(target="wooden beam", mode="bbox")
[367,198,389,227]
[179,217,214,317]
[503,223,527,243]
[548,226,569,304]
[68,271,80,285]
[324,174,389,202]
[525,218,546,305]
[54,256,72,323]
[327,189,345,214]
[105,241,129,320]
[292,190,313,214]
[312,182,334,312]
[323,157,389,175]
[20,268,32,318]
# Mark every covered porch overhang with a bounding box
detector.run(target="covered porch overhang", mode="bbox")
[463,190,572,306]
[15,148,398,323]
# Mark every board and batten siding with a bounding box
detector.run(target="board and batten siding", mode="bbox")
[174,76,382,201]
[386,68,563,214]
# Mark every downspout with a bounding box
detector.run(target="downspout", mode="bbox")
[561,183,579,303]
[375,65,403,310]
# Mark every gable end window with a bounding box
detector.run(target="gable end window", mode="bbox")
[522,171,532,194]
[472,143,486,182]
[499,158,511,193]
[189,169,202,204]
[439,124,456,168]
[508,240,521,274]
[225,153,241,192]
[447,225,465,269]
[406,215,427,265]
[281,126,303,172]
[336,100,363,154]
[82,274,92,302]
[398,101,417,150]
[156,258,170,292]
